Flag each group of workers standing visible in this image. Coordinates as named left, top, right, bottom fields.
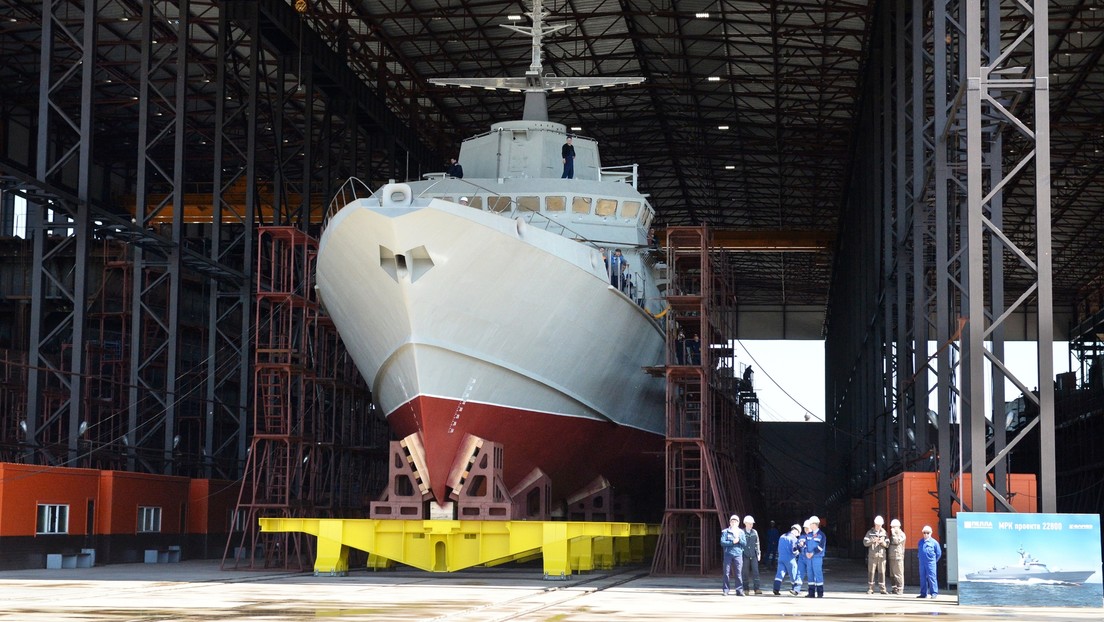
left=722, top=514, right=826, bottom=597
left=722, top=514, right=944, bottom=599
left=863, top=515, right=943, bottom=598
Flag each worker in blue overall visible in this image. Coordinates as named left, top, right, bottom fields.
left=802, top=515, right=826, bottom=597
left=720, top=514, right=747, bottom=596
left=773, top=523, right=802, bottom=595
left=795, top=520, right=811, bottom=592
left=917, top=525, right=942, bottom=598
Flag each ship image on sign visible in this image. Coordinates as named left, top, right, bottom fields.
left=965, top=547, right=1097, bottom=585
left=956, top=512, right=1102, bottom=608
left=315, top=0, right=667, bottom=518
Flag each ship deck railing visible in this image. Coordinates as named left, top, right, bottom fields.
left=323, top=176, right=654, bottom=283
left=324, top=177, right=376, bottom=226
left=598, top=164, right=639, bottom=189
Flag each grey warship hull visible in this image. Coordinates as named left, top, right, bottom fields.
left=965, top=568, right=1096, bottom=584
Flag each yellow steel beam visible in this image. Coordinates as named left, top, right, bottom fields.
left=659, top=228, right=834, bottom=252
left=126, top=178, right=327, bottom=225
left=259, top=518, right=659, bottom=579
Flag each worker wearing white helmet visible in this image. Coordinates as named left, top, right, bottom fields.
left=863, top=515, right=889, bottom=594
left=917, top=525, right=943, bottom=598
left=773, top=523, right=803, bottom=595
left=741, top=515, right=762, bottom=594
left=796, top=519, right=812, bottom=593
left=888, top=518, right=907, bottom=594
left=802, top=516, right=826, bottom=597
left=720, top=514, right=747, bottom=596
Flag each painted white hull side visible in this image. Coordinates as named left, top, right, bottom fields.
left=316, top=197, right=666, bottom=436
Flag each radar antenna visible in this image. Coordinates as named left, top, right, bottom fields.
left=428, top=0, right=644, bottom=122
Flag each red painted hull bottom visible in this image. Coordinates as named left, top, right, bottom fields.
left=387, top=396, right=665, bottom=518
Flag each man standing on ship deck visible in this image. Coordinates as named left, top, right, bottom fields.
left=561, top=136, right=576, bottom=179
left=446, top=157, right=463, bottom=178
left=609, top=249, right=625, bottom=289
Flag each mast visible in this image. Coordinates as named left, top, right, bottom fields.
left=428, top=0, right=644, bottom=122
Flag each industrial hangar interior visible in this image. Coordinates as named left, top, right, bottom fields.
left=0, top=0, right=1102, bottom=574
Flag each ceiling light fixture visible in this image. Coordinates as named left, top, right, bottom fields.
left=718, top=125, right=729, bottom=130
left=707, top=76, right=721, bottom=82
left=696, top=12, right=710, bottom=18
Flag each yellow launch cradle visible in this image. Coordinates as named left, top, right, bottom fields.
left=259, top=518, right=659, bottom=578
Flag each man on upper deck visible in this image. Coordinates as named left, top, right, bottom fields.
left=561, top=136, right=575, bottom=179
left=446, top=157, right=464, bottom=178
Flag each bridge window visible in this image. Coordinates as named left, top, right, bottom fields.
left=622, top=200, right=641, bottom=219
left=517, top=196, right=540, bottom=212
left=596, top=198, right=617, bottom=217
left=487, top=196, right=511, bottom=212
left=546, top=196, right=566, bottom=212
left=572, top=196, right=592, bottom=214
left=468, top=196, right=483, bottom=210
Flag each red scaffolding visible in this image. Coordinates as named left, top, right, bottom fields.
left=651, top=226, right=759, bottom=575
left=222, top=226, right=383, bottom=571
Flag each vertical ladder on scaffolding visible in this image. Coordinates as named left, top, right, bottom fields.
left=223, top=227, right=318, bottom=571
left=652, top=226, right=754, bottom=575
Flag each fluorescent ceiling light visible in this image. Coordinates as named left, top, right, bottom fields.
left=718, top=125, right=729, bottom=130
left=707, top=76, right=721, bottom=82
left=696, top=13, right=710, bottom=18
left=725, top=165, right=736, bottom=170
left=508, top=15, right=522, bottom=20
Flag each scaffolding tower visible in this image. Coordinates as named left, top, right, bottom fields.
left=652, top=226, right=759, bottom=575
left=222, top=226, right=384, bottom=571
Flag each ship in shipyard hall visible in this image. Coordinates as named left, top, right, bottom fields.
left=315, top=2, right=668, bottom=520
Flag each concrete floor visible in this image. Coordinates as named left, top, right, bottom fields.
left=0, top=557, right=1100, bottom=621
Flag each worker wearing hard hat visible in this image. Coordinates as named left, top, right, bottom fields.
left=720, top=514, right=747, bottom=596
left=742, top=515, right=763, bottom=594
left=917, top=525, right=943, bottom=598
left=862, top=515, right=889, bottom=594
left=795, top=520, right=812, bottom=592
left=802, top=516, right=826, bottom=597
left=888, top=518, right=907, bottom=594
left=773, top=523, right=803, bottom=596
